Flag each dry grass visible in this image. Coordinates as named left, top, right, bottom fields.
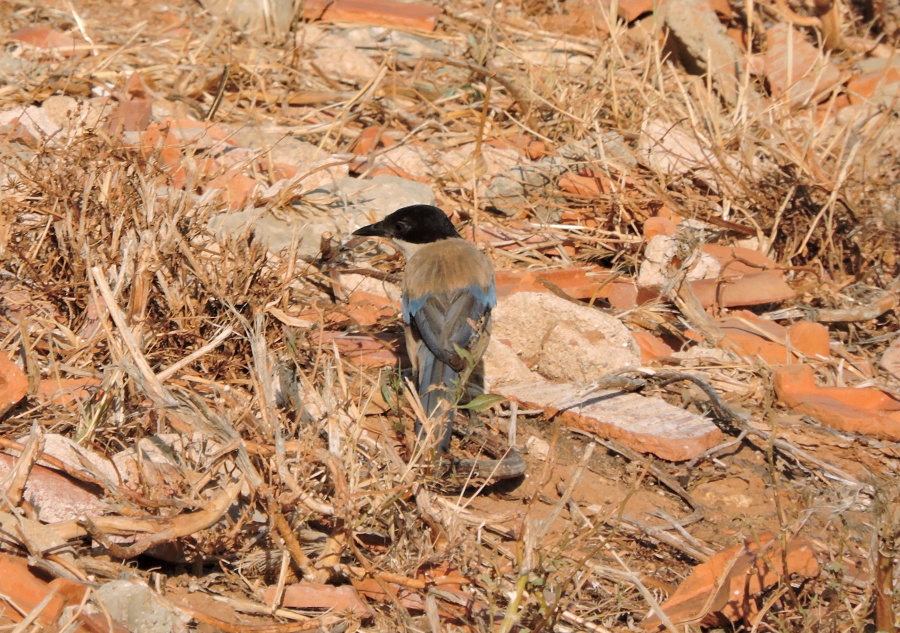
left=1, top=0, right=899, bottom=630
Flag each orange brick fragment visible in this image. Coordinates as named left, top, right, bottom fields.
left=37, top=377, right=101, bottom=410
left=774, top=365, right=900, bottom=441
left=846, top=61, right=900, bottom=104
left=0, top=352, right=27, bottom=418
left=632, top=330, right=675, bottom=362
left=207, top=171, right=258, bottom=209
left=301, top=0, right=440, bottom=30
left=787, top=321, right=830, bottom=358
left=643, top=216, right=677, bottom=239
left=559, top=172, right=603, bottom=196
left=8, top=26, right=79, bottom=53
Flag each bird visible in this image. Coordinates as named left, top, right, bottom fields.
left=353, top=204, right=496, bottom=453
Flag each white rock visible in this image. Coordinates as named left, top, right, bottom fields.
left=374, top=145, right=433, bottom=179
left=369, top=28, right=449, bottom=57
left=637, top=234, right=721, bottom=288
left=294, top=24, right=326, bottom=46
left=663, top=0, right=743, bottom=102
left=525, top=435, right=551, bottom=460
left=490, top=292, right=640, bottom=384
left=639, top=118, right=742, bottom=190
left=198, top=0, right=293, bottom=34
left=314, top=44, right=380, bottom=85
left=373, top=143, right=524, bottom=182
left=0, top=105, right=60, bottom=140
left=670, top=346, right=739, bottom=363
left=37, top=433, right=118, bottom=480
left=40, top=95, right=80, bottom=129
left=230, top=125, right=322, bottom=163
left=483, top=336, right=544, bottom=390
left=516, top=48, right=592, bottom=72
left=214, top=146, right=257, bottom=167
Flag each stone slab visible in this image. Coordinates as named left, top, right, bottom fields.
left=497, top=379, right=724, bottom=461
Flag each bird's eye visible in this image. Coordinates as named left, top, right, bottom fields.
left=394, top=221, right=409, bottom=233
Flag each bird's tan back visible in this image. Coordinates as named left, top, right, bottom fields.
left=402, top=239, right=493, bottom=299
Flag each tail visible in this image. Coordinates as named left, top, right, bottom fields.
left=416, top=346, right=458, bottom=453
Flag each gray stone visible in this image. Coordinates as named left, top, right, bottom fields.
left=485, top=175, right=527, bottom=215
left=305, top=174, right=436, bottom=229
left=363, top=27, right=450, bottom=57
left=0, top=56, right=27, bottom=77
left=558, top=142, right=592, bottom=162
left=95, top=580, right=179, bottom=633
left=209, top=208, right=339, bottom=259
left=532, top=199, right=564, bottom=224
left=555, top=134, right=636, bottom=168
left=229, top=125, right=321, bottom=166
left=209, top=175, right=434, bottom=258
left=485, top=165, right=561, bottom=219
left=597, top=131, right=638, bottom=166
left=535, top=155, right=571, bottom=175
left=663, top=0, right=743, bottom=102
left=508, top=164, right=555, bottom=187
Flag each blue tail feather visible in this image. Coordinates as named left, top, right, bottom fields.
left=416, top=346, right=458, bottom=453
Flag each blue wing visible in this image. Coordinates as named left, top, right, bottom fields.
left=403, top=282, right=495, bottom=452
left=404, top=283, right=493, bottom=367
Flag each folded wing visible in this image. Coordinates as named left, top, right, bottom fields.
left=405, top=284, right=494, bottom=452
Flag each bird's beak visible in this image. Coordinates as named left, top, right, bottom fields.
left=353, top=221, right=389, bottom=238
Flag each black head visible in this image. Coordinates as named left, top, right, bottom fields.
left=353, top=205, right=460, bottom=244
